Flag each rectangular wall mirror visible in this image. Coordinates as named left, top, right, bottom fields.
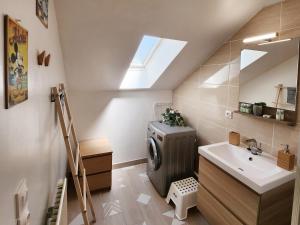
left=239, top=38, right=300, bottom=112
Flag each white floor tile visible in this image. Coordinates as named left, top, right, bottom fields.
left=162, top=209, right=175, bottom=218
left=136, top=193, right=151, bottom=205
left=171, top=218, right=185, bottom=225
left=102, top=200, right=122, bottom=217
left=69, top=214, right=83, bottom=225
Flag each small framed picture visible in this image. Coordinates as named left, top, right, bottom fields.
left=36, top=0, right=49, bottom=28
left=4, top=15, right=29, bottom=109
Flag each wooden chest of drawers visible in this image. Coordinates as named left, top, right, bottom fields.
left=79, top=138, right=113, bottom=191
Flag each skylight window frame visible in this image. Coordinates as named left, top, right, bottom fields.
left=130, top=38, right=162, bottom=69
left=120, top=35, right=188, bottom=90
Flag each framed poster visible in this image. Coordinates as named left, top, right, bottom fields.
left=36, top=0, right=48, bottom=28
left=4, top=15, right=29, bottom=109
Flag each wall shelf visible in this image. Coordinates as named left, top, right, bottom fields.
left=234, top=111, right=296, bottom=126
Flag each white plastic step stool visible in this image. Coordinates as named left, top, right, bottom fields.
left=166, top=177, right=199, bottom=220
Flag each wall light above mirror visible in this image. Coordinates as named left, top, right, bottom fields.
left=243, top=32, right=278, bottom=43
left=239, top=38, right=300, bottom=112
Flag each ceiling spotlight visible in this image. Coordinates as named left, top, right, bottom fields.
left=243, top=32, right=278, bottom=43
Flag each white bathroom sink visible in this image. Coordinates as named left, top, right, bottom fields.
left=198, top=142, right=296, bottom=194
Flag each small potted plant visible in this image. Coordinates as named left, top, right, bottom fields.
left=253, top=102, right=266, bottom=116
left=161, top=108, right=185, bottom=127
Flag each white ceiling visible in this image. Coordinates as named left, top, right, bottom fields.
left=55, top=0, right=280, bottom=91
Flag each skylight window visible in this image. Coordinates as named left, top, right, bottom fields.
left=131, top=36, right=161, bottom=67
left=240, top=49, right=268, bottom=70
left=120, top=35, right=187, bottom=90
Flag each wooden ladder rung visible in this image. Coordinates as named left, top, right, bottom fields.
left=66, top=119, right=73, bottom=137
left=83, top=169, right=87, bottom=212
left=75, top=144, right=80, bottom=176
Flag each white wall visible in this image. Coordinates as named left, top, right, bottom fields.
left=69, top=90, right=172, bottom=164
left=0, top=1, right=67, bottom=225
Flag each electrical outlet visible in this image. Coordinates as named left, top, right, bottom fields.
left=225, top=110, right=233, bottom=119
left=15, top=179, right=30, bottom=225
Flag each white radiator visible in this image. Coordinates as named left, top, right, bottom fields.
left=47, top=178, right=68, bottom=225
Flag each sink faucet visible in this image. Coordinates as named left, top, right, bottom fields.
left=245, top=139, right=263, bottom=155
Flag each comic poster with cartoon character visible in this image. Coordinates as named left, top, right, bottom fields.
left=4, top=16, right=28, bottom=109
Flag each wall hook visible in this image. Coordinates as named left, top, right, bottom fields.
left=45, top=54, right=51, bottom=67
left=37, top=51, right=45, bottom=65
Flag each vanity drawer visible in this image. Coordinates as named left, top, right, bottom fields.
left=198, top=184, right=243, bottom=225
left=82, top=154, right=112, bottom=175
left=80, top=171, right=111, bottom=191
left=199, top=156, right=260, bottom=225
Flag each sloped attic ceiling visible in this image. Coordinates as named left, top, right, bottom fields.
left=55, top=0, right=280, bottom=91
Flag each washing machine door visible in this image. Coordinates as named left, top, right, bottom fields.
left=147, top=137, right=161, bottom=171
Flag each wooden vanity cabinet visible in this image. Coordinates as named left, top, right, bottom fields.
left=198, top=184, right=243, bottom=225
left=197, top=156, right=295, bottom=225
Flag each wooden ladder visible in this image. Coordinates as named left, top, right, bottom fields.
left=52, top=83, right=96, bottom=225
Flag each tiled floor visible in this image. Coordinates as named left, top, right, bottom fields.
left=68, top=163, right=209, bottom=225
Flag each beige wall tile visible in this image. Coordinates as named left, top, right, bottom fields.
left=197, top=136, right=211, bottom=146
left=229, top=63, right=240, bottom=86
left=281, top=0, right=300, bottom=31
left=173, top=94, right=196, bottom=113
left=273, top=123, right=300, bottom=155
left=174, top=69, right=201, bottom=97
left=173, top=99, right=194, bottom=127
left=227, top=86, right=239, bottom=109
left=232, top=4, right=281, bottom=41
left=203, top=43, right=230, bottom=65
left=197, top=119, right=228, bottom=144
left=198, top=64, right=230, bottom=86
left=235, top=134, right=273, bottom=154
left=228, top=41, right=242, bottom=86
left=230, top=40, right=243, bottom=63
left=197, top=103, right=227, bottom=127
left=239, top=139, right=273, bottom=155
left=185, top=69, right=201, bottom=84
left=260, top=142, right=274, bottom=155
left=180, top=102, right=200, bottom=129
left=174, top=80, right=197, bottom=99
left=226, top=113, right=274, bottom=145
left=279, top=27, right=300, bottom=39
left=174, top=94, right=227, bottom=128
left=197, top=85, right=228, bottom=107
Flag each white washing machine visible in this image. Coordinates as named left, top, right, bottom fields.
left=146, top=121, right=196, bottom=197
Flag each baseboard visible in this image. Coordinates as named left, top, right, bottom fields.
left=112, top=158, right=147, bottom=169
